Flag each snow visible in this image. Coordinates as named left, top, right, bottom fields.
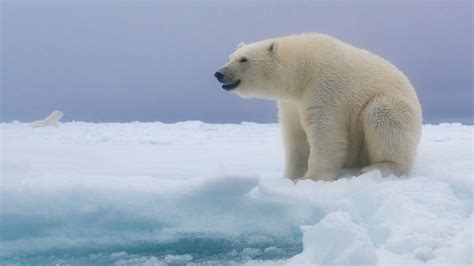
left=0, top=121, right=472, bottom=265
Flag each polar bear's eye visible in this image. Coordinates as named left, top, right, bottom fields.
left=239, top=58, right=248, bottom=63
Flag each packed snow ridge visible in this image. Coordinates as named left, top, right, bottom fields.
left=0, top=121, right=472, bottom=265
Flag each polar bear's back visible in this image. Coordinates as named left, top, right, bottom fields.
left=276, top=33, right=421, bottom=115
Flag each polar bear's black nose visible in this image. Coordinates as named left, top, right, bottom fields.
left=214, top=71, right=225, bottom=82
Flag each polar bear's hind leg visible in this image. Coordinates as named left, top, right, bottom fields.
left=360, top=95, right=421, bottom=177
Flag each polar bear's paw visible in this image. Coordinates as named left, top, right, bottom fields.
left=300, top=171, right=338, bottom=182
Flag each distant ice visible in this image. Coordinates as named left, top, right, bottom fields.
left=0, top=122, right=472, bottom=265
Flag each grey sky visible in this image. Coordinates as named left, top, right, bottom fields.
left=1, top=1, right=472, bottom=124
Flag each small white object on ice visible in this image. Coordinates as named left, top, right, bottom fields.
left=31, top=110, right=64, bottom=128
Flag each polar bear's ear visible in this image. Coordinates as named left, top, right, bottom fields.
left=237, top=42, right=246, bottom=49
left=268, top=42, right=278, bottom=54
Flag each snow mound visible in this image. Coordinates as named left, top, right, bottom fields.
left=0, top=122, right=472, bottom=265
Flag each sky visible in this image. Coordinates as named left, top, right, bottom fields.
left=1, top=0, right=472, bottom=124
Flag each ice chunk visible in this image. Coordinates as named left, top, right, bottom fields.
left=31, top=110, right=64, bottom=128
left=288, top=211, right=377, bottom=265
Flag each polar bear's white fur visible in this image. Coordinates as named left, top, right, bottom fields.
left=215, top=33, right=422, bottom=181
left=31, top=111, right=64, bottom=128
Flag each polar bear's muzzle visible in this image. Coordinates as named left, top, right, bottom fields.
left=214, top=71, right=241, bottom=91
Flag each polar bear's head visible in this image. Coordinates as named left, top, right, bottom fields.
left=215, top=40, right=294, bottom=100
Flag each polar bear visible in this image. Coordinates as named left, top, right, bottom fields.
left=31, top=111, right=64, bottom=128
left=215, top=33, right=422, bottom=181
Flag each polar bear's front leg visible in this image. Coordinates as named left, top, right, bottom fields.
left=299, top=106, right=348, bottom=181
left=278, top=101, right=310, bottom=180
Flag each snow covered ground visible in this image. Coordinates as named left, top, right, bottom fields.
left=0, top=121, right=472, bottom=265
